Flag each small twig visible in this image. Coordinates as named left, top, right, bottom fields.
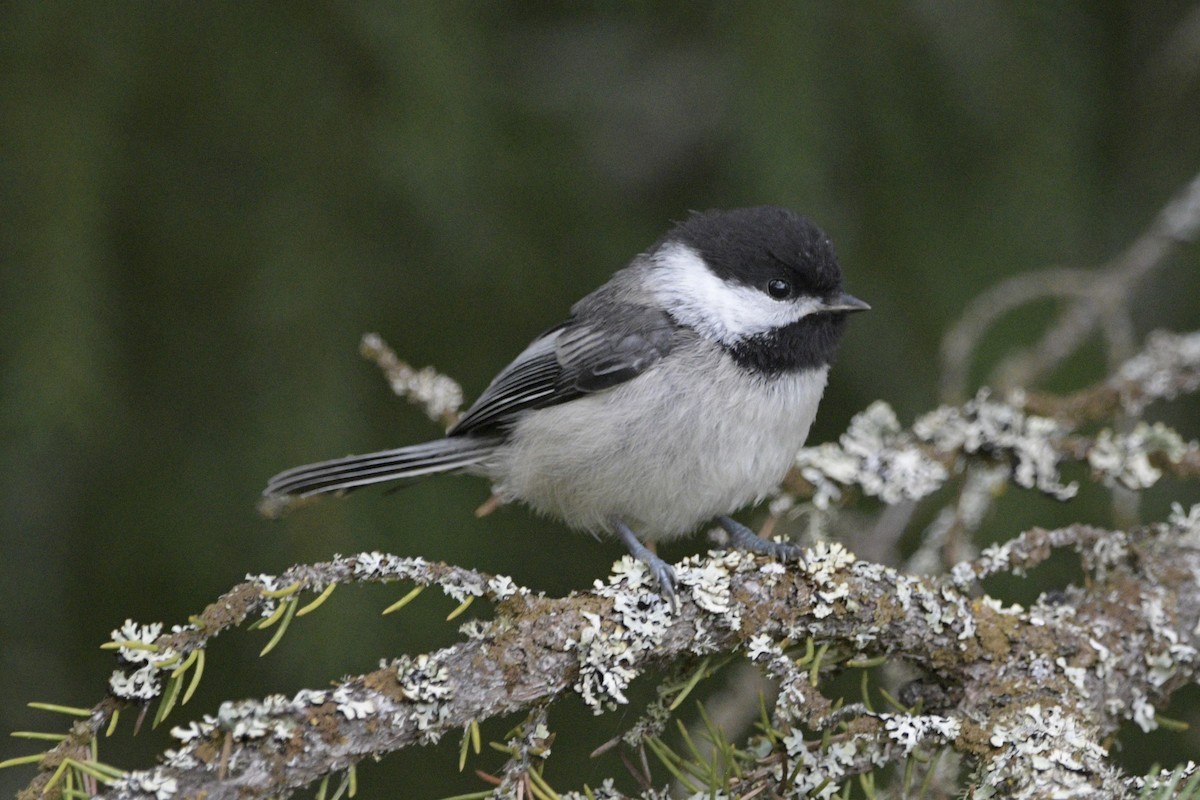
left=940, top=267, right=1095, bottom=402
left=1022, top=330, right=1200, bottom=422
left=359, top=332, right=463, bottom=429
left=993, top=170, right=1200, bottom=393
left=940, top=170, right=1200, bottom=402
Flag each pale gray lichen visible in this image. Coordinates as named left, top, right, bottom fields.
left=574, top=558, right=675, bottom=712
left=794, top=401, right=948, bottom=508
left=109, top=665, right=163, bottom=701
left=619, top=693, right=674, bottom=749
left=1169, top=501, right=1200, bottom=531
left=332, top=686, right=376, bottom=720
left=572, top=609, right=641, bottom=712
left=980, top=541, right=1016, bottom=575
left=598, top=555, right=656, bottom=593
left=915, top=389, right=1077, bottom=500
left=771, top=661, right=812, bottom=724
left=245, top=574, right=286, bottom=619
left=804, top=540, right=856, bottom=576
left=1139, top=591, right=1198, bottom=692
left=777, top=726, right=890, bottom=799
left=369, top=345, right=468, bottom=424
left=457, top=619, right=494, bottom=640
left=572, top=551, right=759, bottom=713
left=984, top=705, right=1108, bottom=791
left=395, top=652, right=454, bottom=736
left=111, top=768, right=178, bottom=800
left=1087, top=422, right=1189, bottom=490
left=293, top=688, right=329, bottom=706
left=347, top=551, right=511, bottom=604
left=1083, top=531, right=1131, bottom=580
left=170, top=717, right=217, bottom=744
left=487, top=574, right=520, bottom=600
left=110, top=620, right=164, bottom=662
left=744, top=633, right=778, bottom=662
left=161, top=748, right=199, bottom=771
left=1054, top=657, right=1089, bottom=695
left=1114, top=330, right=1200, bottom=414
left=527, top=721, right=552, bottom=758
left=359, top=331, right=465, bottom=425
left=949, top=560, right=978, bottom=587
left=107, top=619, right=182, bottom=700
left=748, top=620, right=826, bottom=724
left=880, top=712, right=961, bottom=756
left=792, top=389, right=1082, bottom=512
left=399, top=366, right=463, bottom=423
left=942, top=585, right=976, bottom=642
left=677, top=551, right=747, bottom=622
left=495, top=713, right=558, bottom=797
left=1034, top=599, right=1082, bottom=643
left=351, top=551, right=398, bottom=578
left=169, top=678, right=414, bottom=758
left=350, top=552, right=432, bottom=583
left=1029, top=655, right=1055, bottom=684
left=899, top=575, right=945, bottom=634
left=758, top=560, right=787, bottom=583
left=612, top=589, right=673, bottom=642
left=215, top=695, right=297, bottom=742
left=1130, top=695, right=1157, bottom=733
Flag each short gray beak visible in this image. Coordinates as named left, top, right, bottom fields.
left=822, top=292, right=871, bottom=313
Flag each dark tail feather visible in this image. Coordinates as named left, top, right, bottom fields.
left=262, top=438, right=498, bottom=499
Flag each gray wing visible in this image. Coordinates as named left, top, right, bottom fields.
left=448, top=305, right=679, bottom=436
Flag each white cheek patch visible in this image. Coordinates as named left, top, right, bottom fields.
left=650, top=243, right=822, bottom=344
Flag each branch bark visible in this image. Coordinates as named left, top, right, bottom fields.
left=51, top=512, right=1200, bottom=800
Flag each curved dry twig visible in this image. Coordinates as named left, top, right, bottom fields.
left=940, top=170, right=1200, bottom=402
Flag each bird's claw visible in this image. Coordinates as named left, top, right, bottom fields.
left=612, top=516, right=679, bottom=613
left=647, top=558, right=678, bottom=613
left=719, top=516, right=805, bottom=566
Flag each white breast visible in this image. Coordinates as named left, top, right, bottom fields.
left=480, top=343, right=828, bottom=540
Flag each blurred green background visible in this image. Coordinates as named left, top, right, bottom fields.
left=3, top=3, right=1199, bottom=797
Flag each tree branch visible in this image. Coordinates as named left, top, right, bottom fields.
left=76, top=509, right=1200, bottom=800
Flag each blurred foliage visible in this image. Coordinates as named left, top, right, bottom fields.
left=2, top=2, right=1198, bottom=797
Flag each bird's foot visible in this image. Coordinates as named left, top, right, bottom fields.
left=717, top=516, right=804, bottom=564
left=611, top=517, right=677, bottom=612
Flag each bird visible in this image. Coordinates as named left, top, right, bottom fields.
left=263, top=206, right=868, bottom=606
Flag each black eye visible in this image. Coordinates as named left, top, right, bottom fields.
left=767, top=279, right=792, bottom=299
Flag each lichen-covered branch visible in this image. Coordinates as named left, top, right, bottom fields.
left=784, top=329, right=1200, bottom=515
left=75, top=506, right=1200, bottom=800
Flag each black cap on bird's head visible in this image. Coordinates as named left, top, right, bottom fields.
left=670, top=205, right=846, bottom=301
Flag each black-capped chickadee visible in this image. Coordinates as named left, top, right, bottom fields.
left=264, top=206, right=868, bottom=605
